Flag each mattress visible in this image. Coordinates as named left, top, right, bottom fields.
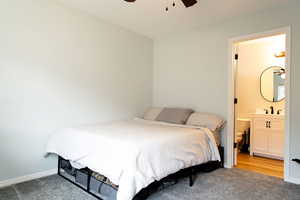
left=46, top=118, right=220, bottom=200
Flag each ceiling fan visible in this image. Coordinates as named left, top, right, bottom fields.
left=124, top=0, right=198, bottom=8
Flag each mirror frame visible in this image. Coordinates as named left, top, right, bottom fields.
left=260, top=66, right=286, bottom=103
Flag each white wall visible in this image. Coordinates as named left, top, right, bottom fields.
left=0, top=0, right=153, bottom=182
left=237, top=35, right=286, bottom=119
left=153, top=1, right=300, bottom=181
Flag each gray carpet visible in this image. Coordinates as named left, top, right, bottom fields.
left=1, top=168, right=300, bottom=200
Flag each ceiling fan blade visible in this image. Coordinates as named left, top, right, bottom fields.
left=181, top=0, right=197, bottom=7
left=124, top=0, right=136, bottom=2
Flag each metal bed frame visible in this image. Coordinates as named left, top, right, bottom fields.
left=58, top=146, right=224, bottom=200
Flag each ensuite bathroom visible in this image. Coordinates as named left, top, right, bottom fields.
left=234, top=34, right=286, bottom=178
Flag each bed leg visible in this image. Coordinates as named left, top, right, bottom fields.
left=189, top=168, right=195, bottom=187
left=189, top=175, right=194, bottom=187
left=57, top=156, right=61, bottom=175
left=87, top=169, right=92, bottom=192
left=218, top=146, right=225, bottom=168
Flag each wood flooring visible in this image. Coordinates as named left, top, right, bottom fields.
left=236, top=153, right=284, bottom=179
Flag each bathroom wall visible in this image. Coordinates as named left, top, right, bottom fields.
left=236, top=35, right=286, bottom=119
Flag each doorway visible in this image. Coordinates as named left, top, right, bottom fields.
left=227, top=27, right=291, bottom=181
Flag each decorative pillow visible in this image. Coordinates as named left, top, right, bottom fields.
left=143, top=107, right=163, bottom=121
left=186, top=112, right=225, bottom=131
left=156, top=108, right=194, bottom=125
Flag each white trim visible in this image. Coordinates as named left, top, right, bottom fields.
left=226, top=41, right=236, bottom=168
left=0, top=169, right=57, bottom=188
left=285, top=177, right=300, bottom=185
left=283, top=27, right=291, bottom=182
left=227, top=27, right=292, bottom=180
left=224, top=164, right=233, bottom=169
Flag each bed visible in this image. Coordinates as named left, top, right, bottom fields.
left=46, top=110, right=224, bottom=200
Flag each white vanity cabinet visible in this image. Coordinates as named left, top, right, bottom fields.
left=250, top=114, right=284, bottom=160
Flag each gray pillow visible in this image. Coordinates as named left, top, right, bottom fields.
left=156, top=108, right=194, bottom=124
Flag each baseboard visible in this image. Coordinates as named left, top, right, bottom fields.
left=224, top=163, right=233, bottom=169
left=285, top=176, right=300, bottom=185
left=0, top=169, right=57, bottom=188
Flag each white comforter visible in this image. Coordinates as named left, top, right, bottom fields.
left=46, top=118, right=220, bottom=200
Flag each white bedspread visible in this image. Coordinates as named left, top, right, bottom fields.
left=46, top=118, right=220, bottom=200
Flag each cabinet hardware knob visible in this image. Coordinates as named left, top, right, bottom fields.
left=266, top=121, right=271, bottom=128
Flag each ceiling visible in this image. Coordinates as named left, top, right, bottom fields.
left=56, top=0, right=294, bottom=39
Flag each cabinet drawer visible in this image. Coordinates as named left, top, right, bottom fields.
left=253, top=118, right=284, bottom=131
left=268, top=119, right=284, bottom=131
left=253, top=118, right=269, bottom=130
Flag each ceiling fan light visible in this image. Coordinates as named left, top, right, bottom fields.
left=181, top=0, right=197, bottom=7
left=123, top=0, right=198, bottom=9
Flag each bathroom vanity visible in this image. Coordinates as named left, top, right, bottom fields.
left=248, top=66, right=286, bottom=160
left=250, top=113, right=284, bottom=160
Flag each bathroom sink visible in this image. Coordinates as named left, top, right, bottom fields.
left=255, top=113, right=284, bottom=116
left=255, top=109, right=285, bottom=116
left=254, top=112, right=285, bottom=117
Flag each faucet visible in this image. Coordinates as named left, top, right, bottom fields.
left=277, top=109, right=282, bottom=115
left=270, top=106, right=274, bottom=115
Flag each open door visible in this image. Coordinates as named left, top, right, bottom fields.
left=233, top=45, right=239, bottom=166
left=229, top=29, right=290, bottom=179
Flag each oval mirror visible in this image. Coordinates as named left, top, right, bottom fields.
left=260, top=66, right=285, bottom=102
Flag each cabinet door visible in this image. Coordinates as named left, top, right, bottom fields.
left=253, top=130, right=269, bottom=153
left=269, top=131, right=284, bottom=157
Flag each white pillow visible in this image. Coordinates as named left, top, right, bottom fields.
left=186, top=112, right=225, bottom=131
left=143, top=107, right=163, bottom=121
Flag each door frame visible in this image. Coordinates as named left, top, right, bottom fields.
left=226, top=26, right=291, bottom=181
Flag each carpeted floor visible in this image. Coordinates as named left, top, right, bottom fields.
left=1, top=168, right=300, bottom=200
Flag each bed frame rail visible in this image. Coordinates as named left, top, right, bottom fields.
left=57, top=146, right=224, bottom=200
left=58, top=157, right=103, bottom=200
